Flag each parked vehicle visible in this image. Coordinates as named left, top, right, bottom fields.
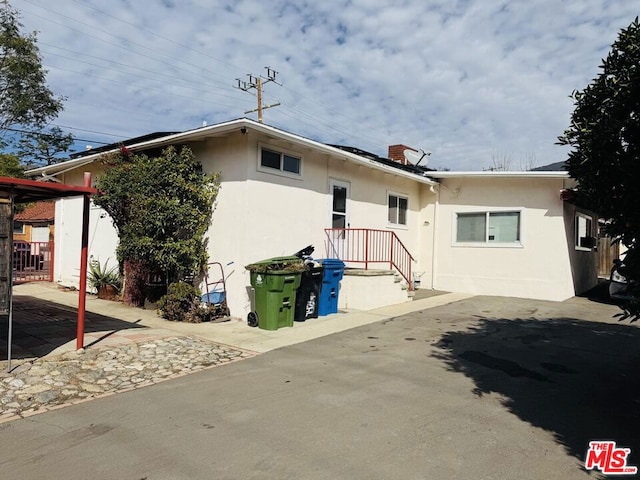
left=609, top=258, right=634, bottom=301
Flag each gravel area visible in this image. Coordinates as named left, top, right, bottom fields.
left=0, top=336, right=255, bottom=421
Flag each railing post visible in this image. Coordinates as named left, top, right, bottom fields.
left=389, top=233, right=394, bottom=271
left=365, top=229, right=369, bottom=270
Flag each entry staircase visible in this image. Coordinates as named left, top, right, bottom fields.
left=324, top=228, right=416, bottom=310
left=324, top=228, right=415, bottom=287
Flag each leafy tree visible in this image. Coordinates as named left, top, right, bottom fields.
left=0, top=152, right=24, bottom=177
left=93, top=146, right=220, bottom=307
left=558, top=17, right=640, bottom=320
left=0, top=3, right=64, bottom=132
left=17, top=126, right=73, bottom=166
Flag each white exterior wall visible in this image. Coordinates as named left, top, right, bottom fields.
left=52, top=131, right=425, bottom=318
left=193, top=131, right=423, bottom=317
left=54, top=166, right=120, bottom=290
left=432, top=177, right=577, bottom=301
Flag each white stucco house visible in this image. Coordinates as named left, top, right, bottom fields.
left=26, top=118, right=598, bottom=317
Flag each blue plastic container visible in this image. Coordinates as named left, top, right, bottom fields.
left=318, top=258, right=345, bottom=316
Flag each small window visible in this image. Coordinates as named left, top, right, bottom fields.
left=388, top=194, right=408, bottom=226
left=575, top=214, right=594, bottom=250
left=260, top=147, right=301, bottom=176
left=456, top=211, right=521, bottom=245
left=13, top=222, right=24, bottom=234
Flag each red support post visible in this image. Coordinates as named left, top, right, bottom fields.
left=76, top=173, right=91, bottom=350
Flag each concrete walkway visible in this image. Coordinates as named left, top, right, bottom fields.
left=7, top=282, right=472, bottom=356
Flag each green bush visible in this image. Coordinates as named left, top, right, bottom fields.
left=157, top=282, right=200, bottom=322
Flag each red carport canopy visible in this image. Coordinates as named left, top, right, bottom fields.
left=0, top=174, right=97, bottom=370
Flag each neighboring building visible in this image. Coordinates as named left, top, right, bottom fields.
left=13, top=201, right=55, bottom=243
left=26, top=118, right=598, bottom=316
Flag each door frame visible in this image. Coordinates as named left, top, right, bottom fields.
left=329, top=178, right=350, bottom=229
left=328, top=178, right=350, bottom=259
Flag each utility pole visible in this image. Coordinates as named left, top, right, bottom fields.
left=235, top=67, right=281, bottom=123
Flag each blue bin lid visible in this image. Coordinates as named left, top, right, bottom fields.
left=320, top=258, right=345, bottom=267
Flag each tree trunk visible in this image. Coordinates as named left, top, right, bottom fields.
left=123, top=259, right=150, bottom=307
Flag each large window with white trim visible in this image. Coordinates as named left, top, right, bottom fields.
left=456, top=211, right=521, bottom=244
left=259, top=147, right=301, bottom=176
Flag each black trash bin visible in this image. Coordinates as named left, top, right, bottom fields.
left=294, top=263, right=323, bottom=322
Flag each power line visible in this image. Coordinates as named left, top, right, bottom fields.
left=50, top=124, right=128, bottom=139
left=19, top=3, right=242, bottom=93
left=40, top=46, right=251, bottom=105
left=19, top=1, right=405, bottom=155
left=1, top=126, right=111, bottom=145
left=45, top=64, right=250, bottom=111
left=39, top=43, right=244, bottom=100
left=70, top=0, right=249, bottom=77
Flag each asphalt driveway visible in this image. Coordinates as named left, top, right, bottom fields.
left=0, top=294, right=638, bottom=479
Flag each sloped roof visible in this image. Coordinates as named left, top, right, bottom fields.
left=531, top=161, right=567, bottom=171
left=69, top=131, right=179, bottom=159
left=327, top=145, right=434, bottom=175
left=26, top=118, right=438, bottom=186
left=15, top=201, right=55, bottom=222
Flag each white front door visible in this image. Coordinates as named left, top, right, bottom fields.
left=328, top=179, right=350, bottom=258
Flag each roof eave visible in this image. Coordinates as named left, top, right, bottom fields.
left=426, top=171, right=570, bottom=179
left=26, top=119, right=438, bottom=185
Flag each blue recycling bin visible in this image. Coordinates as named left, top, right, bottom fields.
left=318, top=258, right=345, bottom=316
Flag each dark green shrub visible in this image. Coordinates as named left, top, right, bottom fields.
left=157, top=282, right=200, bottom=322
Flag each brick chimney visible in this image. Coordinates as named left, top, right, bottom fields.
left=388, top=144, right=417, bottom=165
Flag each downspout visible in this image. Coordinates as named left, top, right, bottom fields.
left=431, top=183, right=440, bottom=290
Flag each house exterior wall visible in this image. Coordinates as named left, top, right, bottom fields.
left=52, top=131, right=424, bottom=318
left=432, top=177, right=584, bottom=301
left=192, top=131, right=423, bottom=316
left=47, top=128, right=595, bottom=314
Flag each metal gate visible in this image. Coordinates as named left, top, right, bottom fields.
left=12, top=241, right=54, bottom=284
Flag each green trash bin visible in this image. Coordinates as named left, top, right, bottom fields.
left=246, top=256, right=304, bottom=330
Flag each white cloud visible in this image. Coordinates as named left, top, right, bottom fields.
left=10, top=0, right=639, bottom=169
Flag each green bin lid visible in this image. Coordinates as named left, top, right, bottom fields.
left=245, top=256, right=305, bottom=273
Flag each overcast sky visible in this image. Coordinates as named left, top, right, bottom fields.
left=11, top=0, right=638, bottom=170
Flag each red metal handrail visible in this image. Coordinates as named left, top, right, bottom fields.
left=324, top=228, right=414, bottom=289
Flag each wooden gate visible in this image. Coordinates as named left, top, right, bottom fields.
left=598, top=236, right=619, bottom=277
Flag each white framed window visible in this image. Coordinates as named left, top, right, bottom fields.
left=258, top=145, right=302, bottom=178
left=575, top=213, right=594, bottom=251
left=388, top=192, right=408, bottom=226
left=13, top=222, right=24, bottom=234
left=455, top=210, right=522, bottom=246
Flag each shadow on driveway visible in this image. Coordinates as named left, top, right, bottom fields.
left=1, top=295, right=147, bottom=360
left=433, top=314, right=640, bottom=469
